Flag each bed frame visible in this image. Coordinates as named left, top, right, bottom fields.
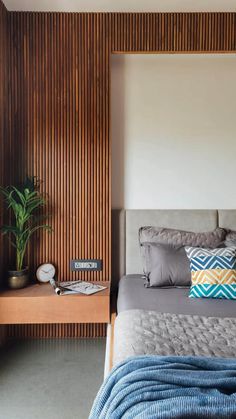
left=105, top=209, right=236, bottom=375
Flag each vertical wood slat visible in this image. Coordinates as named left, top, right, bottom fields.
left=2, top=9, right=236, bottom=338
left=111, top=12, right=236, bottom=53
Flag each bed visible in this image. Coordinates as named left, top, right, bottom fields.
left=114, top=274, right=236, bottom=365
left=112, top=209, right=236, bottom=365
left=91, top=210, right=236, bottom=418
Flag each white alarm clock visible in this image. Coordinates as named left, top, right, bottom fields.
left=36, top=263, right=56, bottom=283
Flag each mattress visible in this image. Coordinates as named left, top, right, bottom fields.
left=117, top=274, right=236, bottom=318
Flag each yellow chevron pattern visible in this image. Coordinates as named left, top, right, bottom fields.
left=192, top=269, right=236, bottom=285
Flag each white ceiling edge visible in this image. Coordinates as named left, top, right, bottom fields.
left=4, top=0, right=236, bottom=12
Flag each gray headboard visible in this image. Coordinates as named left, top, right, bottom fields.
left=112, top=209, right=236, bottom=286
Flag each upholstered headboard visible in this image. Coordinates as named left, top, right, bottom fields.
left=112, top=209, right=236, bottom=286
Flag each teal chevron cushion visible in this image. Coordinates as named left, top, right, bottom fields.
left=185, top=246, right=236, bottom=300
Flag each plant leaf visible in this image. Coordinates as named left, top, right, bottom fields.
left=1, top=225, right=19, bottom=234
left=1, top=176, right=53, bottom=266
left=29, top=224, right=53, bottom=237
left=12, top=187, right=26, bottom=205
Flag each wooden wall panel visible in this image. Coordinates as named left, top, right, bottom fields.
left=0, top=0, right=9, bottom=283
left=0, top=0, right=9, bottom=344
left=7, top=323, right=106, bottom=338
left=111, top=13, right=236, bottom=53
left=9, top=12, right=111, bottom=284
left=3, top=11, right=236, bottom=338
left=8, top=12, right=111, bottom=338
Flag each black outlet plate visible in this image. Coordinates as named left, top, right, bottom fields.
left=70, top=259, right=103, bottom=271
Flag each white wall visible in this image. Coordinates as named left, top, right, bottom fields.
left=5, top=0, right=236, bottom=12
left=111, top=54, right=236, bottom=209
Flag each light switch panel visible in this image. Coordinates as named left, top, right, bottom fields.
left=70, top=259, right=102, bottom=271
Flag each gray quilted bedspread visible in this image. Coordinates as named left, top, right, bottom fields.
left=113, top=309, right=236, bottom=366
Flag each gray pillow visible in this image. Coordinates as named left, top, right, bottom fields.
left=142, top=242, right=191, bottom=287
left=139, top=226, right=226, bottom=248
left=139, top=226, right=226, bottom=287
left=225, top=230, right=236, bottom=247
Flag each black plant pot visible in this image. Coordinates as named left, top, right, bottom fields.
left=7, top=267, right=29, bottom=289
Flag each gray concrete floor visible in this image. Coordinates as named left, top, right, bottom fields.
left=0, top=338, right=106, bottom=419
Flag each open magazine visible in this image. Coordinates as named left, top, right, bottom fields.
left=50, top=278, right=107, bottom=296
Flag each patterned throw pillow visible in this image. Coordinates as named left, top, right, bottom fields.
left=185, top=246, right=236, bottom=300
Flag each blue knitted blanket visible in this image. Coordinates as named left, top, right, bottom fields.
left=89, top=356, right=236, bottom=419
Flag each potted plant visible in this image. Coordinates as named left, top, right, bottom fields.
left=0, top=176, right=52, bottom=289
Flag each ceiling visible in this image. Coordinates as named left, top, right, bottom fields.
left=4, top=0, right=236, bottom=12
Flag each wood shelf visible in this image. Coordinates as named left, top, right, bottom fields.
left=0, top=282, right=110, bottom=325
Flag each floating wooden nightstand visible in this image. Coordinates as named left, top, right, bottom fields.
left=0, top=282, right=110, bottom=325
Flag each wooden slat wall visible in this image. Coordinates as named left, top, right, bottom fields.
left=111, top=13, right=236, bottom=53
left=0, top=0, right=9, bottom=282
left=9, top=12, right=111, bottom=284
left=4, top=11, right=236, bottom=338
left=0, top=0, right=9, bottom=344
left=8, top=323, right=106, bottom=338
left=8, top=12, right=110, bottom=338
